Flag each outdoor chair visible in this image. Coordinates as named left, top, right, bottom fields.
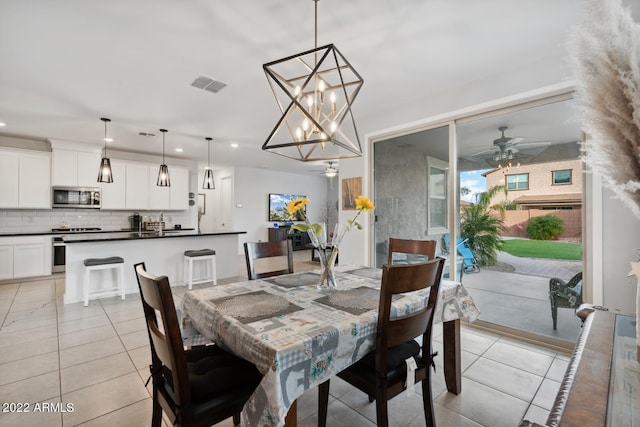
left=243, top=240, right=294, bottom=280
left=318, top=258, right=445, bottom=427
left=134, top=262, right=262, bottom=426
left=549, top=272, right=583, bottom=330
left=442, top=234, right=480, bottom=273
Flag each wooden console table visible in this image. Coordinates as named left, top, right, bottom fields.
left=522, top=309, right=638, bottom=426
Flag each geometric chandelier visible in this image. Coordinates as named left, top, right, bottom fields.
left=262, top=0, right=364, bottom=162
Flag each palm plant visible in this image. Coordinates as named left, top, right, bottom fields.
left=460, top=185, right=507, bottom=266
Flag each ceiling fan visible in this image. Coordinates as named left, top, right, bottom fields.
left=308, top=161, right=339, bottom=188
left=308, top=161, right=339, bottom=178
left=468, top=126, right=551, bottom=168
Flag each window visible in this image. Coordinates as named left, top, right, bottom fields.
left=506, top=173, right=529, bottom=190
left=552, top=169, right=572, bottom=185
left=427, top=156, right=448, bottom=234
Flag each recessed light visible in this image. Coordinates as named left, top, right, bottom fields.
left=104, top=137, right=114, bottom=142
left=230, top=143, right=239, bottom=148
left=0, top=122, right=6, bottom=127
left=175, top=148, right=183, bottom=152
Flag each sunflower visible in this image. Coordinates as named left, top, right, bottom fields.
left=287, top=197, right=309, bottom=216
left=355, top=195, right=375, bottom=212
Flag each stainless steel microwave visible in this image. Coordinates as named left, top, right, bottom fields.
left=52, top=187, right=101, bottom=208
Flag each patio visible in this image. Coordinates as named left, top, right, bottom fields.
left=461, top=251, right=583, bottom=344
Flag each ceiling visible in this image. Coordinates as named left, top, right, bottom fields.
left=0, top=1, right=637, bottom=175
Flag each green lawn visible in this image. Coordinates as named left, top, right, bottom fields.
left=501, top=239, right=582, bottom=260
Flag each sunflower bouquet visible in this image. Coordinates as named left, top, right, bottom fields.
left=287, top=195, right=374, bottom=288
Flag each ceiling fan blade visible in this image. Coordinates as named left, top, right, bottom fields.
left=470, top=147, right=498, bottom=157
left=511, top=141, right=551, bottom=149
left=507, top=136, right=525, bottom=144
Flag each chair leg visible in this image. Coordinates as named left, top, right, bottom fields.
left=233, top=412, right=241, bottom=425
left=151, top=390, right=162, bottom=427
left=84, top=268, right=90, bottom=307
left=318, top=380, right=330, bottom=427
left=374, top=381, right=389, bottom=427
left=551, top=303, right=558, bottom=330
left=119, top=264, right=125, bottom=300
left=421, top=371, right=436, bottom=427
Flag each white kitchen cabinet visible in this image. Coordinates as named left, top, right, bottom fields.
left=125, top=163, right=150, bottom=210
left=14, top=244, right=45, bottom=278
left=52, top=149, right=102, bottom=187
left=0, top=148, right=50, bottom=208
left=149, top=166, right=171, bottom=210
left=0, top=236, right=48, bottom=279
left=169, top=166, right=189, bottom=210
left=99, top=160, right=190, bottom=211
left=0, top=246, right=13, bottom=280
left=77, top=151, right=102, bottom=187
left=100, top=160, right=126, bottom=209
left=51, top=149, right=76, bottom=186
left=0, top=150, right=20, bottom=208
left=19, top=151, right=51, bottom=208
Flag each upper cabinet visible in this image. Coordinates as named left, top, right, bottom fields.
left=52, top=149, right=101, bottom=187
left=0, top=147, right=51, bottom=209
left=169, top=167, right=189, bottom=210
left=100, top=160, right=126, bottom=210
left=100, top=159, right=189, bottom=211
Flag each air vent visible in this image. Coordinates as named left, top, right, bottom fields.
left=138, top=132, right=156, bottom=137
left=191, top=76, right=227, bottom=93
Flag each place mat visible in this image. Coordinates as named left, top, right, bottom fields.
left=344, top=267, right=382, bottom=280
left=209, top=290, right=302, bottom=324
left=264, top=272, right=320, bottom=288
left=315, top=286, right=380, bottom=315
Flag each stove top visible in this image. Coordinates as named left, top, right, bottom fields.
left=51, top=227, right=102, bottom=233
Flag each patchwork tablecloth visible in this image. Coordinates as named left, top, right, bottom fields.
left=180, top=265, right=479, bottom=427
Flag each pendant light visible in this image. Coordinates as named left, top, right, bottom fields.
left=262, top=0, right=363, bottom=162
left=157, top=129, right=171, bottom=187
left=97, top=118, right=114, bottom=183
left=202, top=137, right=215, bottom=190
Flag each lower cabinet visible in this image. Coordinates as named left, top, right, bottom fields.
left=0, top=236, right=50, bottom=279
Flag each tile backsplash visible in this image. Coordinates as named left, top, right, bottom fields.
left=0, top=209, right=191, bottom=233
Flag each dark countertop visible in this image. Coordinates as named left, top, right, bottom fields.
left=0, top=228, right=196, bottom=238
left=63, top=230, right=246, bottom=243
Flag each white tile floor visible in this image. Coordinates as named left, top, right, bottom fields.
left=0, top=250, right=571, bottom=427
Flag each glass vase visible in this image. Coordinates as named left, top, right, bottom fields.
left=317, top=245, right=339, bottom=290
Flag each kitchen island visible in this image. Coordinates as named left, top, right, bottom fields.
left=63, top=230, right=246, bottom=304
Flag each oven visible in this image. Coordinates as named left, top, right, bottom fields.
left=52, top=237, right=66, bottom=273
left=51, top=227, right=102, bottom=273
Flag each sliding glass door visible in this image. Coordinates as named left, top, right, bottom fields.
left=372, top=95, right=584, bottom=344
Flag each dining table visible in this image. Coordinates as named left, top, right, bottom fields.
left=179, top=265, right=480, bottom=427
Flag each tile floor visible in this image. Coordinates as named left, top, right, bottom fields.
left=0, top=250, right=571, bottom=427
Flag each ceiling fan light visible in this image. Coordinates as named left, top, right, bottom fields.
left=325, top=170, right=337, bottom=178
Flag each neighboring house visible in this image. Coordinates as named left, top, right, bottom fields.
left=482, top=159, right=583, bottom=239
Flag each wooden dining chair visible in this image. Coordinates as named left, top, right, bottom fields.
left=318, top=258, right=445, bottom=427
left=134, top=262, right=262, bottom=427
left=387, top=237, right=437, bottom=265
left=243, top=240, right=294, bottom=280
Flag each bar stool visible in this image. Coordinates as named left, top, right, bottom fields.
left=183, top=249, right=217, bottom=290
left=83, top=256, right=125, bottom=307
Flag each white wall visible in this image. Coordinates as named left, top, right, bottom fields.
left=601, top=187, right=640, bottom=314
left=198, top=165, right=329, bottom=254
